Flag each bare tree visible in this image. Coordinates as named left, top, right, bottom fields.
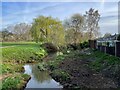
left=1, top=23, right=32, bottom=42
left=64, top=14, right=84, bottom=44
left=13, top=23, right=32, bottom=41
left=1, top=29, right=14, bottom=41
left=84, top=8, right=100, bottom=40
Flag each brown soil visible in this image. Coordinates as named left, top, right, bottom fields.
left=54, top=54, right=117, bottom=88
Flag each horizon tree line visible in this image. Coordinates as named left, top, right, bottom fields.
left=1, top=8, right=101, bottom=46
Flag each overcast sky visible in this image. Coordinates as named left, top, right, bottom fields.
left=1, top=0, right=119, bottom=35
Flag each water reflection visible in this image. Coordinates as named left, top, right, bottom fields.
left=31, top=65, right=51, bottom=83
left=24, top=64, right=63, bottom=88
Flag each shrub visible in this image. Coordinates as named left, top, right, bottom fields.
left=37, top=62, right=46, bottom=71
left=80, top=41, right=89, bottom=49
left=67, top=43, right=78, bottom=50
left=52, top=70, right=70, bottom=81
left=41, top=43, right=58, bottom=53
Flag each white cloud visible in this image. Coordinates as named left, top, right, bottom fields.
left=1, top=1, right=119, bottom=35
left=101, top=7, right=118, bottom=17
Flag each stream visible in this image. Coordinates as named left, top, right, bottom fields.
left=24, top=53, right=63, bottom=89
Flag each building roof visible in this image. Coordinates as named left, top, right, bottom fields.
left=97, top=34, right=119, bottom=41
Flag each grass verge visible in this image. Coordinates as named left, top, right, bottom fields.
left=2, top=73, right=31, bottom=90
left=2, top=43, right=47, bottom=63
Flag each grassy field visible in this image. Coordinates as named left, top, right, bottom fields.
left=1, top=42, right=47, bottom=90
left=1, top=42, right=47, bottom=63
left=0, top=42, right=41, bottom=47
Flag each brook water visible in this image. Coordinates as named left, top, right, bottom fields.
left=24, top=53, right=63, bottom=89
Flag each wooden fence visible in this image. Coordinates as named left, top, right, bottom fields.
left=89, top=40, right=120, bottom=57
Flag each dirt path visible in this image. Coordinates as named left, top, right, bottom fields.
left=0, top=46, right=16, bottom=48
left=58, top=58, right=117, bottom=88
left=52, top=50, right=117, bottom=88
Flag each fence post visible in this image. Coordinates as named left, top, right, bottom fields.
left=116, top=41, right=120, bottom=57
left=105, top=46, right=106, bottom=54
left=115, top=41, right=117, bottom=57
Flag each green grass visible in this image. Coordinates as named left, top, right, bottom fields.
left=89, top=50, right=120, bottom=71
left=47, top=53, right=67, bottom=71
left=2, top=73, right=31, bottom=90
left=1, top=42, right=40, bottom=47
left=1, top=42, right=47, bottom=75
left=1, top=42, right=48, bottom=89
left=45, top=51, right=71, bottom=82
left=2, top=42, right=47, bottom=63
left=1, top=63, right=24, bottom=74
left=52, top=69, right=70, bottom=81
